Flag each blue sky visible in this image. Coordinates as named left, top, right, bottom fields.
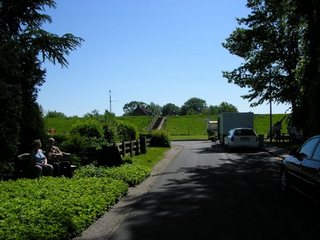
left=38, top=0, right=290, bottom=116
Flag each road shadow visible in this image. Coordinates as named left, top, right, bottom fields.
left=194, top=143, right=261, bottom=154
left=109, top=149, right=320, bottom=240
left=193, top=143, right=226, bottom=154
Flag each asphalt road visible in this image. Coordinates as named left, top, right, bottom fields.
left=106, top=141, right=320, bottom=240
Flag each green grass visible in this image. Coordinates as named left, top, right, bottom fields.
left=165, top=114, right=288, bottom=140
left=44, top=116, right=153, bottom=135
left=254, top=114, right=287, bottom=136
left=116, top=116, right=153, bottom=133
left=44, top=117, right=82, bottom=134
left=130, top=147, right=169, bottom=169
left=44, top=114, right=289, bottom=140
left=163, top=115, right=216, bottom=140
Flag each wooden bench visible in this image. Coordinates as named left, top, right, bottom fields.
left=14, top=153, right=36, bottom=178
left=15, top=153, right=76, bottom=179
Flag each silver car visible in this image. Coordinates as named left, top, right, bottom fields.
left=224, top=128, right=259, bottom=150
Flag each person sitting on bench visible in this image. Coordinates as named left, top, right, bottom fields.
left=46, top=138, right=73, bottom=178
left=31, top=139, right=53, bottom=177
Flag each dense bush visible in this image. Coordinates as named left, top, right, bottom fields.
left=60, top=135, right=105, bottom=166
left=0, top=177, right=128, bottom=240
left=65, top=120, right=106, bottom=165
left=150, top=130, right=171, bottom=147
left=46, top=133, right=69, bottom=145
left=70, top=120, right=104, bottom=139
left=102, top=123, right=117, bottom=143
left=117, top=121, right=139, bottom=141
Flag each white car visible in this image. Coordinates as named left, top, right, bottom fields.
left=224, top=128, right=259, bottom=150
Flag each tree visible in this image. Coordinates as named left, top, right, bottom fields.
left=293, top=0, right=320, bottom=136
left=180, top=97, right=207, bottom=115
left=217, top=102, right=238, bottom=114
left=0, top=0, right=83, bottom=178
left=46, top=110, right=67, bottom=118
left=223, top=0, right=320, bottom=136
left=207, top=105, right=219, bottom=115
left=223, top=0, right=304, bottom=118
left=122, top=101, right=147, bottom=116
left=162, top=103, right=180, bottom=116
left=83, top=109, right=101, bottom=119
left=147, top=102, right=162, bottom=115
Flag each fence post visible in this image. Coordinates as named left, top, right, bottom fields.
left=140, top=136, right=147, bottom=154
left=121, top=141, right=126, bottom=157
left=135, top=139, right=140, bottom=155
left=129, top=140, right=133, bottom=157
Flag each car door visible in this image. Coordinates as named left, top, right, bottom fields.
left=286, top=137, right=319, bottom=190
left=300, top=138, right=320, bottom=200
left=293, top=137, right=320, bottom=194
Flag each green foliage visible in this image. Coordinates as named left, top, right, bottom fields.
left=44, top=117, right=82, bottom=134
left=130, top=147, right=168, bottom=168
left=150, top=130, right=171, bottom=147
left=164, top=115, right=215, bottom=140
left=70, top=120, right=104, bottom=139
left=0, top=146, right=169, bottom=240
left=45, top=113, right=289, bottom=142
left=18, top=102, right=47, bottom=153
left=116, top=116, right=152, bottom=133
left=46, top=133, right=69, bottom=145
left=217, top=102, right=238, bottom=113
left=45, top=111, right=67, bottom=118
left=222, top=0, right=320, bottom=135
left=60, top=135, right=104, bottom=166
left=74, top=164, right=150, bottom=187
left=102, top=123, right=117, bottom=143
left=122, top=101, right=147, bottom=116
left=223, top=0, right=304, bottom=107
left=0, top=177, right=128, bottom=240
left=161, top=103, right=180, bottom=116
left=51, top=116, right=141, bottom=165
left=0, top=0, right=82, bottom=177
left=147, top=102, right=162, bottom=115
left=97, top=112, right=118, bottom=143
left=66, top=120, right=105, bottom=164
left=180, top=97, right=207, bottom=115
left=117, top=121, right=139, bottom=141
left=164, top=114, right=288, bottom=140
left=254, top=114, right=288, bottom=136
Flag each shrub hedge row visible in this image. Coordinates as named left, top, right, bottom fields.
left=0, top=146, right=169, bottom=240
left=0, top=177, right=128, bottom=240
left=74, top=164, right=150, bottom=187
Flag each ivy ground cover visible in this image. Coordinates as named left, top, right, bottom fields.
left=0, top=177, right=127, bottom=240
left=0, top=147, right=168, bottom=240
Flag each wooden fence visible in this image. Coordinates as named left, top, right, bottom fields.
left=115, top=136, right=151, bottom=158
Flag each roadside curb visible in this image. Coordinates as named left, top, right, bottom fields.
left=263, top=146, right=289, bottom=160
left=74, top=145, right=183, bottom=240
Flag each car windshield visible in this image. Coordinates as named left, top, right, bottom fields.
left=234, top=129, right=256, bottom=136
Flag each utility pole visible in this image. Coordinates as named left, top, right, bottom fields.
left=269, top=80, right=273, bottom=143
left=109, top=90, right=112, bottom=113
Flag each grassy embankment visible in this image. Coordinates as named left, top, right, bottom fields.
left=164, top=114, right=287, bottom=140
left=44, top=116, right=152, bottom=134
left=44, top=114, right=288, bottom=141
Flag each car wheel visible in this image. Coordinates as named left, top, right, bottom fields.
left=280, top=170, right=289, bottom=193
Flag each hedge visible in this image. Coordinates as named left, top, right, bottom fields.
left=0, top=177, right=128, bottom=240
